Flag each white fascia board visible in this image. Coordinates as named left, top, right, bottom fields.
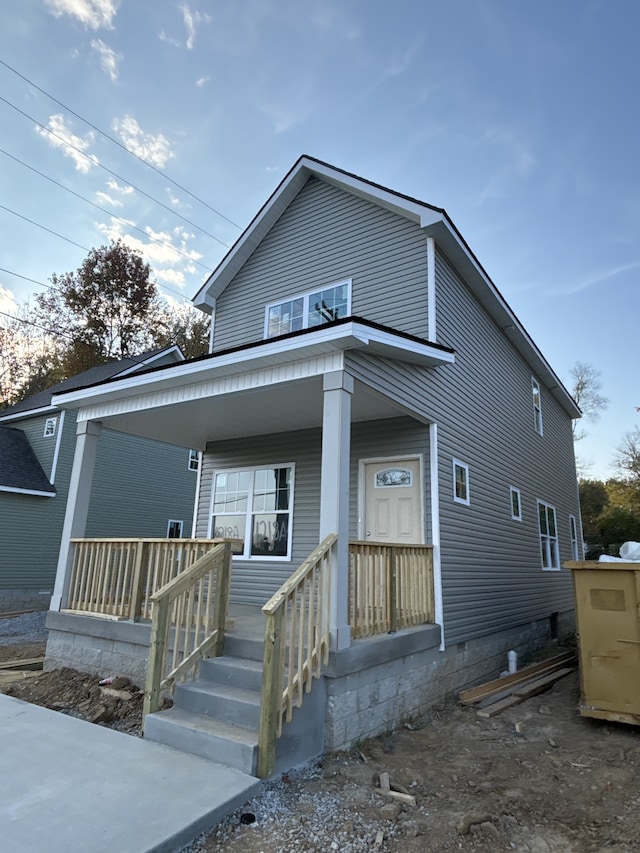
left=114, top=345, right=185, bottom=378
left=52, top=322, right=453, bottom=410
left=0, top=485, right=56, bottom=497
left=0, top=404, right=58, bottom=423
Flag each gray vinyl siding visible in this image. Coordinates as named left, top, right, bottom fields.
left=212, top=176, right=429, bottom=351
left=197, top=418, right=431, bottom=606
left=0, top=412, right=196, bottom=594
left=14, top=413, right=60, bottom=478
left=86, top=433, right=196, bottom=538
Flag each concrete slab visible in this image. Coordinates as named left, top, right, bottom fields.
left=0, top=694, right=261, bottom=853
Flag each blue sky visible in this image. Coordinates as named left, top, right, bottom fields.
left=0, top=0, right=638, bottom=479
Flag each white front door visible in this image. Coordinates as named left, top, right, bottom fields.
left=363, top=458, right=423, bottom=544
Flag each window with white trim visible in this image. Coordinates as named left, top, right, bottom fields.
left=265, top=280, right=351, bottom=339
left=167, top=519, right=183, bottom=539
left=510, top=486, right=522, bottom=521
left=211, top=465, right=294, bottom=559
left=453, top=459, right=470, bottom=505
left=569, top=514, right=580, bottom=560
left=538, top=500, right=559, bottom=570
left=532, top=377, right=543, bottom=435
left=43, top=417, right=57, bottom=437
left=188, top=449, right=199, bottom=471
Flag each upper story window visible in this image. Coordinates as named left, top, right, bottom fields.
left=510, top=486, right=522, bottom=521
left=43, top=417, right=57, bottom=437
left=265, top=280, right=351, bottom=339
left=453, top=459, right=470, bottom=505
left=532, top=377, right=543, bottom=435
left=211, top=465, right=294, bottom=560
left=188, top=449, right=199, bottom=472
left=569, top=514, right=580, bottom=560
left=538, top=500, right=559, bottom=570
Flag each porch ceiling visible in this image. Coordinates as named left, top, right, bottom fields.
left=73, top=376, right=407, bottom=448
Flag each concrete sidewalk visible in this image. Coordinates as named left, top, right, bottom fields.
left=0, top=693, right=261, bottom=853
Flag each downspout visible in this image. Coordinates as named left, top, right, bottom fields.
left=427, top=236, right=436, bottom=342
left=429, top=422, right=445, bottom=650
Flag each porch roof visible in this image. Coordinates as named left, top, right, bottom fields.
left=51, top=318, right=454, bottom=449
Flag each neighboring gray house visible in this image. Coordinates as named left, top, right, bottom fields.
left=0, top=347, right=199, bottom=612
left=44, top=157, right=582, bottom=772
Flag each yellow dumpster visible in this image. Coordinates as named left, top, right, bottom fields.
left=567, top=560, right=640, bottom=725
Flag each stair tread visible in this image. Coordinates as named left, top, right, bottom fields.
left=204, top=656, right=263, bottom=672
left=178, top=680, right=261, bottom=705
left=150, top=706, right=259, bottom=745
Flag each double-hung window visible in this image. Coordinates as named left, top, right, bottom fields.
left=453, top=459, right=470, bottom=505
left=538, top=500, right=559, bottom=570
left=265, top=280, right=351, bottom=339
left=211, top=465, right=294, bottom=559
left=510, top=486, right=522, bottom=521
left=569, top=514, right=580, bottom=560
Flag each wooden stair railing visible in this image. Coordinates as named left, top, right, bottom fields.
left=257, top=533, right=336, bottom=779
left=142, top=540, right=234, bottom=722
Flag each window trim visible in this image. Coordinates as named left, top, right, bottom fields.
left=452, top=459, right=470, bottom=506
left=166, top=519, right=184, bottom=539
left=208, top=463, right=295, bottom=561
left=43, top=417, right=57, bottom=438
left=188, top=449, right=199, bottom=472
left=532, top=377, right=543, bottom=435
left=537, top=499, right=560, bottom=571
left=264, top=279, right=352, bottom=339
left=510, top=486, right=522, bottom=521
left=569, top=514, right=580, bottom=561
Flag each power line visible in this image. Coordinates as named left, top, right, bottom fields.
left=0, top=58, right=242, bottom=230
left=0, top=204, right=90, bottom=252
left=0, top=147, right=213, bottom=273
left=0, top=94, right=232, bottom=248
left=0, top=307, right=75, bottom=341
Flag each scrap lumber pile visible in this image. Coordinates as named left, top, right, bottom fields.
left=459, top=651, right=575, bottom=717
left=0, top=657, right=44, bottom=686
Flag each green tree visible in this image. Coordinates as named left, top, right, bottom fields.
left=34, top=240, right=164, bottom=375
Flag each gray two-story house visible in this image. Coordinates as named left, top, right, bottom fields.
left=0, top=347, right=199, bottom=612
left=44, top=157, right=582, bottom=776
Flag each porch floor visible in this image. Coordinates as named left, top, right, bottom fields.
left=0, top=691, right=260, bottom=853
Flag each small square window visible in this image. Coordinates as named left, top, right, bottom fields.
left=453, top=459, right=470, bottom=505
left=510, top=487, right=522, bottom=521
left=167, top=519, right=183, bottom=539
left=43, top=417, right=57, bottom=438
left=188, top=450, right=199, bottom=472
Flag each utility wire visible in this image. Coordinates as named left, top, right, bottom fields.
left=0, top=147, right=213, bottom=273
left=0, top=58, right=242, bottom=230
left=0, top=94, right=231, bottom=248
left=0, top=307, right=75, bottom=341
left=0, top=204, right=90, bottom=252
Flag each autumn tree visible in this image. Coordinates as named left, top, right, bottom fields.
left=155, top=302, right=210, bottom=359
left=0, top=306, right=63, bottom=409
left=34, top=240, right=165, bottom=375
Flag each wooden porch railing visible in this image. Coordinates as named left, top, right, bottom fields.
left=257, top=533, right=336, bottom=779
left=142, top=540, right=233, bottom=720
left=65, top=538, right=233, bottom=620
left=348, top=541, right=434, bottom=639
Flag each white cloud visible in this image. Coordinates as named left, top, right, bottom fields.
left=45, top=0, right=118, bottom=30
left=180, top=4, right=211, bottom=50
left=195, top=76, right=209, bottom=87
left=91, top=38, right=122, bottom=81
left=112, top=115, right=174, bottom=167
left=567, top=261, right=640, bottom=295
left=106, top=178, right=134, bottom=197
left=155, top=268, right=186, bottom=287
left=0, top=285, right=18, bottom=314
left=35, top=114, right=99, bottom=173
left=95, top=191, right=122, bottom=207
left=159, top=30, right=181, bottom=47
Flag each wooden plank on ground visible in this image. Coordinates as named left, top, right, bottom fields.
left=459, top=651, right=575, bottom=705
left=477, top=667, right=574, bottom=718
left=0, top=657, right=44, bottom=671
left=0, top=609, right=35, bottom=619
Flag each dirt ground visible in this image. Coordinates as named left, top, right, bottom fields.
left=2, top=632, right=640, bottom=852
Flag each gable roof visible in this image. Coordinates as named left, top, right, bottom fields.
left=193, top=155, right=580, bottom=419
left=0, top=426, right=56, bottom=496
left=0, top=345, right=184, bottom=421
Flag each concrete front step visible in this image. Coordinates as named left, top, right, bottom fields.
left=223, top=634, right=264, bottom=662
left=175, top=680, right=261, bottom=727
left=144, top=706, right=259, bottom=776
left=200, top=656, right=264, bottom=692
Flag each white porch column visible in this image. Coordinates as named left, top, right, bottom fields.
left=50, top=420, right=102, bottom=611
left=320, top=370, right=353, bottom=651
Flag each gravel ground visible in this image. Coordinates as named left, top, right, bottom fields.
left=0, top=611, right=48, bottom=646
